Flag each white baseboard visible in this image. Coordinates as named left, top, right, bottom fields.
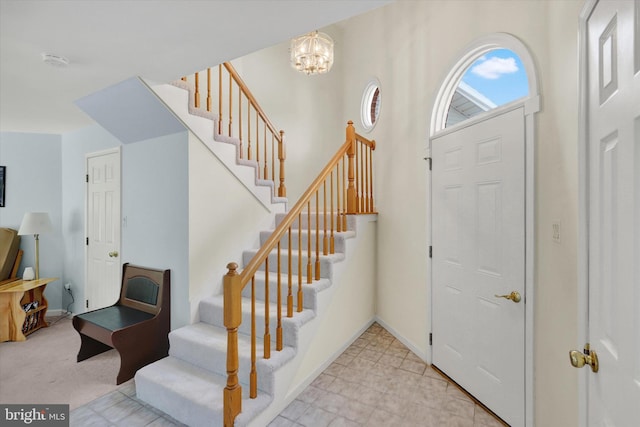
left=284, top=317, right=376, bottom=403
left=374, top=315, right=429, bottom=363
left=45, top=309, right=71, bottom=318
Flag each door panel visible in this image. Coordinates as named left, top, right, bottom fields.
left=432, top=107, right=525, bottom=426
left=86, top=150, right=121, bottom=310
left=587, top=1, right=640, bottom=425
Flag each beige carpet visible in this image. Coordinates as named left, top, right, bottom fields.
left=0, top=315, right=121, bottom=410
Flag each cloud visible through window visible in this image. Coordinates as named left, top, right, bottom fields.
left=471, top=56, right=519, bottom=79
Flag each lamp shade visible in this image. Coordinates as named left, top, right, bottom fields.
left=18, top=212, right=53, bottom=236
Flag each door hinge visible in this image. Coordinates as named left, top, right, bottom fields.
left=429, top=333, right=433, bottom=346
left=429, top=246, right=432, bottom=258
left=86, top=174, right=89, bottom=183
left=86, top=237, right=89, bottom=246
left=85, top=300, right=89, bottom=309
left=424, top=157, right=432, bottom=170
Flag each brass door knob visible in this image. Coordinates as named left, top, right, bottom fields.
left=569, top=344, right=599, bottom=373
left=494, top=291, right=521, bottom=303
left=108, top=251, right=119, bottom=258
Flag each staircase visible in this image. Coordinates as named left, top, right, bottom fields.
left=135, top=63, right=378, bottom=426
left=135, top=213, right=366, bottom=426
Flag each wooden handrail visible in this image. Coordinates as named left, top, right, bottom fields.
left=223, top=63, right=281, bottom=147
left=182, top=62, right=287, bottom=198
left=239, top=137, right=351, bottom=285
left=223, top=121, right=376, bottom=425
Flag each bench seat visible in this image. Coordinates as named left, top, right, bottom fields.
left=73, top=263, right=170, bottom=385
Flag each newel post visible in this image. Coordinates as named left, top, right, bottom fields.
left=223, top=262, right=242, bottom=426
left=346, top=121, right=357, bottom=214
left=278, top=130, right=286, bottom=197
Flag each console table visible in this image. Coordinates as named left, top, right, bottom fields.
left=0, top=277, right=58, bottom=342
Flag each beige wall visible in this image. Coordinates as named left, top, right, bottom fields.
left=231, top=26, right=347, bottom=202
left=233, top=0, right=584, bottom=424
left=339, top=1, right=582, bottom=426
left=188, top=134, right=276, bottom=322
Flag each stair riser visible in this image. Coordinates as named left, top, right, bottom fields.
left=136, top=377, right=222, bottom=427
left=169, top=334, right=276, bottom=394
left=242, top=250, right=334, bottom=279
left=241, top=274, right=319, bottom=308
left=259, top=229, right=348, bottom=254
left=199, top=300, right=304, bottom=347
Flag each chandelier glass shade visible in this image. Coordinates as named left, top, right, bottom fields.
left=290, top=31, right=334, bottom=75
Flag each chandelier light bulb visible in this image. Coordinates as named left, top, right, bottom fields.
left=290, top=31, right=334, bottom=75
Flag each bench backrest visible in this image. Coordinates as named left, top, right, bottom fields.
left=119, top=263, right=170, bottom=316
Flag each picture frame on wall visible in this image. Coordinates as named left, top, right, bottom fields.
left=0, top=166, right=5, bottom=207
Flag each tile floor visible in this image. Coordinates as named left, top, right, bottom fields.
left=70, top=323, right=506, bottom=427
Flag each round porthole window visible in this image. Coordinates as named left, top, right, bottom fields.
left=360, top=80, right=381, bottom=132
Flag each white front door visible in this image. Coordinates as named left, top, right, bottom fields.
left=86, top=149, right=121, bottom=310
left=432, top=107, right=525, bottom=426
left=584, top=1, right=640, bottom=425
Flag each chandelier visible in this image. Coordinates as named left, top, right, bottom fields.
left=290, top=31, right=334, bottom=75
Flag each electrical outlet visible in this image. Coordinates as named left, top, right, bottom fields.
left=552, top=220, right=561, bottom=243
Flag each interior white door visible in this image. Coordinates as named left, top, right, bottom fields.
left=432, top=107, right=525, bottom=426
left=585, top=1, right=640, bottom=425
left=86, top=149, right=121, bottom=310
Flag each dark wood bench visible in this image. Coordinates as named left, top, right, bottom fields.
left=72, top=263, right=170, bottom=384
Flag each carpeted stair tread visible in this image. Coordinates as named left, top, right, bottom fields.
left=136, top=356, right=272, bottom=427
left=242, top=248, right=344, bottom=278
left=199, top=293, right=317, bottom=344
left=169, top=322, right=296, bottom=395
left=241, top=271, right=331, bottom=307
left=258, top=228, right=355, bottom=253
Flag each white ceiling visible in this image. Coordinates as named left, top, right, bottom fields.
left=0, top=0, right=390, bottom=135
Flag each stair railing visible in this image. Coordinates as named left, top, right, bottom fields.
left=222, top=121, right=376, bottom=426
left=181, top=63, right=287, bottom=197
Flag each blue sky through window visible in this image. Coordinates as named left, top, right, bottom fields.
left=461, top=48, right=528, bottom=106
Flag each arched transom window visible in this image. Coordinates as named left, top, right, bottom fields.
left=445, top=48, right=529, bottom=128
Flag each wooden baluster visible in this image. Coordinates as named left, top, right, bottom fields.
left=255, top=113, right=259, bottom=165
left=264, top=123, right=269, bottom=180
left=206, top=68, right=212, bottom=112
left=247, top=106, right=251, bottom=160
left=342, top=156, right=348, bottom=230
left=223, top=263, right=242, bottom=425
left=194, top=72, right=200, bottom=109
left=355, top=138, right=360, bottom=213
left=336, top=161, right=342, bottom=233
left=239, top=92, right=242, bottom=156
left=277, top=241, right=282, bottom=351
left=360, top=141, right=365, bottom=213
left=271, top=134, right=275, bottom=183
left=278, top=130, right=286, bottom=197
left=365, top=143, right=370, bottom=212
left=370, top=141, right=376, bottom=212
left=298, top=212, right=303, bottom=312
left=264, top=257, right=270, bottom=359
left=228, top=73, right=233, bottom=137
left=315, top=190, right=321, bottom=280
left=346, top=121, right=356, bottom=214
left=307, top=201, right=312, bottom=284
left=330, top=170, right=335, bottom=254
left=250, top=276, right=257, bottom=398
left=287, top=226, right=293, bottom=318
left=323, top=180, right=328, bottom=256
left=218, top=65, right=222, bottom=135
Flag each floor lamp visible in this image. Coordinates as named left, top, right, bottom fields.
left=18, top=212, right=52, bottom=280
